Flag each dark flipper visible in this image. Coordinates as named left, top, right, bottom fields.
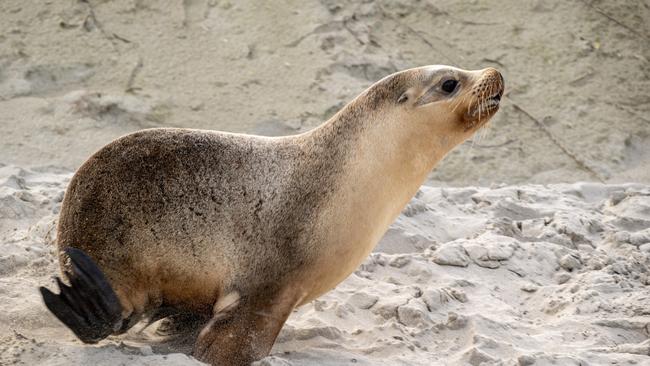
left=39, top=247, right=123, bottom=343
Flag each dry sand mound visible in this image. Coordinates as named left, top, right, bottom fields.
left=1, top=166, right=648, bottom=365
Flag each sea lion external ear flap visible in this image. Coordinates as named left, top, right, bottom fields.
left=397, top=88, right=419, bottom=104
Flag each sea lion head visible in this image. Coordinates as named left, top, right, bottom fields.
left=381, top=65, right=504, bottom=136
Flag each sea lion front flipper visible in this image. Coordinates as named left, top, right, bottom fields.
left=193, top=288, right=300, bottom=366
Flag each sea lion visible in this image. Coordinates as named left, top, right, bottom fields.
left=39, top=65, right=504, bottom=365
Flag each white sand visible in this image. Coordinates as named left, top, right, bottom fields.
left=1, top=0, right=649, bottom=365
left=1, top=167, right=649, bottom=365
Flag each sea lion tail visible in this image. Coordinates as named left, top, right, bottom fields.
left=39, top=247, right=123, bottom=344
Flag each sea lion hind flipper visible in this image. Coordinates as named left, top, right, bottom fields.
left=66, top=247, right=122, bottom=317
left=39, top=247, right=123, bottom=344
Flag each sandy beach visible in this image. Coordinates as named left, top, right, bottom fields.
left=1, top=0, right=648, bottom=365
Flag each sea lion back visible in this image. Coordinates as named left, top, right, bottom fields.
left=56, top=128, right=297, bottom=311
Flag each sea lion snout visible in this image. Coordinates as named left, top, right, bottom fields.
left=461, top=67, right=505, bottom=129
left=475, top=67, right=504, bottom=100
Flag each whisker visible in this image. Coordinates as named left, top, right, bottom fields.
left=460, top=92, right=470, bottom=114
left=451, top=94, right=461, bottom=113
left=479, top=121, right=490, bottom=143
left=451, top=90, right=468, bottom=113
left=477, top=80, right=499, bottom=141
left=468, top=125, right=478, bottom=155
left=483, top=122, right=492, bottom=140
left=468, top=95, right=476, bottom=124
left=478, top=84, right=487, bottom=123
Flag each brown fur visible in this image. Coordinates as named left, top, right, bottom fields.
left=54, top=65, right=503, bottom=365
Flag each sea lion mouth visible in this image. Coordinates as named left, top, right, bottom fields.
left=464, top=92, right=501, bottom=129
left=477, top=92, right=501, bottom=110
left=481, top=90, right=502, bottom=113
left=463, top=71, right=504, bottom=130
left=486, top=91, right=502, bottom=107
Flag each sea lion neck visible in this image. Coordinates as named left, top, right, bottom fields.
left=299, top=92, right=449, bottom=204
left=294, top=94, right=455, bottom=303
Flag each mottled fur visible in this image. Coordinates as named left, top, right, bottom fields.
left=53, top=65, right=504, bottom=365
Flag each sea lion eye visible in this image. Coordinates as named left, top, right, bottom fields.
left=441, top=79, right=458, bottom=94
